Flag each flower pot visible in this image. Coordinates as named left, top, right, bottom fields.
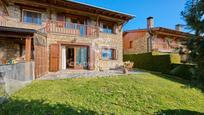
left=123, top=68, right=129, bottom=74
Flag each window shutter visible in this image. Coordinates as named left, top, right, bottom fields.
left=49, top=44, right=60, bottom=72
left=113, top=49, right=117, bottom=60
left=99, top=49, right=102, bottom=60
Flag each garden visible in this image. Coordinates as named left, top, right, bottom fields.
left=0, top=73, right=204, bottom=114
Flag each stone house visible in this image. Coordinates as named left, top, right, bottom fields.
left=123, top=17, right=191, bottom=55
left=0, top=0, right=134, bottom=81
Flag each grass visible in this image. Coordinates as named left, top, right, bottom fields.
left=0, top=86, right=5, bottom=96
left=0, top=73, right=204, bottom=114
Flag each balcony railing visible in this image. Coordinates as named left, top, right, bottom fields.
left=45, top=21, right=99, bottom=38
left=0, top=15, right=103, bottom=38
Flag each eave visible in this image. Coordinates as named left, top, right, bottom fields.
left=11, top=0, right=135, bottom=23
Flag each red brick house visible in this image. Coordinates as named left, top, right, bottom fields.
left=0, top=0, right=134, bottom=81
left=123, top=17, right=191, bottom=55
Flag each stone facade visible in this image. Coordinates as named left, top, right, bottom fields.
left=123, top=31, right=148, bottom=54
left=0, top=38, right=25, bottom=64
left=123, top=29, right=189, bottom=55
left=47, top=32, right=123, bottom=71
left=0, top=0, right=128, bottom=73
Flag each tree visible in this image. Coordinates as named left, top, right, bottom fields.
left=181, top=0, right=204, bottom=36
left=181, top=0, right=204, bottom=85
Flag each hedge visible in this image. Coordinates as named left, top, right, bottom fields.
left=123, top=53, right=171, bottom=73
left=124, top=53, right=196, bottom=81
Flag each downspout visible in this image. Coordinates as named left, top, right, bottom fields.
left=147, top=27, right=153, bottom=52
left=147, top=17, right=154, bottom=52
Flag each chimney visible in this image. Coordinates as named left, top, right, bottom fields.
left=176, top=24, right=182, bottom=31
left=147, top=17, right=154, bottom=29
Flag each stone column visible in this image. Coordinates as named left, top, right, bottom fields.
left=89, top=47, right=94, bottom=70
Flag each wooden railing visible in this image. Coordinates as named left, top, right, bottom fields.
left=0, top=15, right=100, bottom=38
left=45, top=21, right=99, bottom=38
left=152, top=38, right=179, bottom=52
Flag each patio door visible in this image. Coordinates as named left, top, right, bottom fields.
left=76, top=47, right=88, bottom=69
left=66, top=46, right=88, bottom=69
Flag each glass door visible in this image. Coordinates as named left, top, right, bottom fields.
left=76, top=47, right=88, bottom=69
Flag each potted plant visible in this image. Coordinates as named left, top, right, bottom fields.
left=123, top=61, right=134, bottom=74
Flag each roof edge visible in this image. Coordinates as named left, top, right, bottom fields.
left=65, top=0, right=135, bottom=19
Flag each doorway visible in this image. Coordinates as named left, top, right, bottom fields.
left=66, top=47, right=74, bottom=69
left=62, top=45, right=89, bottom=70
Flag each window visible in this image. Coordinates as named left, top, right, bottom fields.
left=100, top=21, right=114, bottom=34
left=102, top=24, right=113, bottom=33
left=101, top=48, right=116, bottom=60
left=23, top=10, right=42, bottom=25
left=129, top=41, right=133, bottom=48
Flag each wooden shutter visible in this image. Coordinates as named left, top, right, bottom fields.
left=49, top=44, right=60, bottom=72
left=99, top=49, right=102, bottom=60
left=113, top=49, right=117, bottom=60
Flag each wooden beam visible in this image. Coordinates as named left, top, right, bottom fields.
left=0, top=34, right=32, bottom=38
left=155, top=31, right=189, bottom=39
left=13, top=0, right=127, bottom=23
left=25, top=37, right=32, bottom=62
left=13, top=0, right=49, bottom=8
left=48, top=4, right=125, bottom=22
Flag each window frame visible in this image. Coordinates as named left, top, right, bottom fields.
left=129, top=41, right=133, bottom=49
left=100, top=20, right=115, bottom=34
left=22, top=9, right=42, bottom=25
left=101, top=48, right=117, bottom=61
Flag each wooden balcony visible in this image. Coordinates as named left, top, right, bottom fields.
left=0, top=15, right=114, bottom=39
left=45, top=21, right=99, bottom=38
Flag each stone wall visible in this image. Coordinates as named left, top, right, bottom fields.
left=47, top=32, right=123, bottom=71
left=0, top=39, right=25, bottom=64
left=1, top=3, right=124, bottom=71
left=0, top=62, right=34, bottom=81
left=123, top=31, right=149, bottom=54
left=97, top=33, right=123, bottom=70
left=0, top=62, right=34, bottom=95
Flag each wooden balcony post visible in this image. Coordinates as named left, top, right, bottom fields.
left=25, top=37, right=32, bottom=62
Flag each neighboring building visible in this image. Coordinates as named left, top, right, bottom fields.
left=123, top=17, right=191, bottom=55
left=0, top=0, right=134, bottom=80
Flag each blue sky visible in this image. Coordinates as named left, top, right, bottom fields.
left=75, top=0, right=187, bottom=31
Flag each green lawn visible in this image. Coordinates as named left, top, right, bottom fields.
left=0, top=73, right=204, bottom=115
